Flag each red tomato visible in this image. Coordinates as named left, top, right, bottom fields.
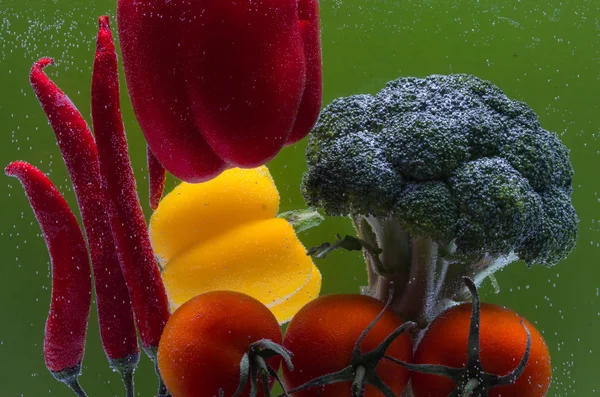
left=411, top=302, right=551, bottom=397
left=282, top=294, right=413, bottom=396
left=158, top=291, right=283, bottom=397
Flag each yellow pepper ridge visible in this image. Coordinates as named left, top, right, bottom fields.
left=149, top=166, right=321, bottom=323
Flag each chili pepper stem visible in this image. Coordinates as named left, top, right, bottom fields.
left=51, top=366, right=88, bottom=397
left=110, top=353, right=140, bottom=397
left=121, top=369, right=134, bottom=397
left=144, top=346, right=171, bottom=397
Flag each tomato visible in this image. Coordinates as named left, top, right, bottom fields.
left=158, top=291, right=287, bottom=397
left=408, top=279, right=551, bottom=397
left=282, top=294, right=413, bottom=396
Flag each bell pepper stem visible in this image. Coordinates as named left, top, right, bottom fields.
left=278, top=208, right=324, bottom=233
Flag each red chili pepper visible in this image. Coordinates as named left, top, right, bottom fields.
left=92, top=16, right=171, bottom=393
left=29, top=58, right=140, bottom=393
left=117, top=0, right=323, bottom=183
left=5, top=161, right=91, bottom=397
left=147, top=145, right=166, bottom=211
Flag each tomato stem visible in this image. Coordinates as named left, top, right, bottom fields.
left=283, top=286, right=415, bottom=397
left=389, top=277, right=533, bottom=396
left=233, top=339, right=293, bottom=397
left=461, top=379, right=480, bottom=397
left=351, top=365, right=367, bottom=397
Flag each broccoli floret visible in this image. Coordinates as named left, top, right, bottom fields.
left=449, top=157, right=543, bottom=256
left=396, top=181, right=458, bottom=244
left=302, top=74, right=578, bottom=323
left=303, top=131, right=403, bottom=217
left=383, top=114, right=470, bottom=180
left=518, top=186, right=579, bottom=266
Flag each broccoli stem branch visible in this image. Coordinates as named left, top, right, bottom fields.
left=394, top=238, right=441, bottom=326
left=353, top=216, right=445, bottom=325
left=351, top=215, right=518, bottom=325
left=454, top=253, right=518, bottom=301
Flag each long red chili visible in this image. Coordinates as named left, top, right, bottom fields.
left=29, top=58, right=140, bottom=393
left=147, top=144, right=166, bottom=210
left=92, top=16, right=171, bottom=392
left=5, top=161, right=91, bottom=397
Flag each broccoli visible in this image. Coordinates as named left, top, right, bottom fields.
left=302, top=74, right=578, bottom=324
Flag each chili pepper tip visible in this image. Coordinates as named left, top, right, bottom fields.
left=32, top=57, right=54, bottom=71
left=99, top=15, right=110, bottom=29
left=5, top=160, right=24, bottom=176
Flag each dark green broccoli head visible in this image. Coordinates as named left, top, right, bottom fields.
left=303, top=131, right=403, bottom=217
left=302, top=74, right=578, bottom=266
left=518, top=186, right=579, bottom=266
left=449, top=157, right=543, bottom=257
left=395, top=181, right=458, bottom=243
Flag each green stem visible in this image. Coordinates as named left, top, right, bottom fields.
left=144, top=346, right=171, bottom=397
left=462, top=378, right=480, bottom=396
left=365, top=216, right=412, bottom=279
left=352, top=216, right=454, bottom=324
left=350, top=216, right=518, bottom=326
left=110, top=353, right=139, bottom=397
left=394, top=238, right=440, bottom=326
left=453, top=253, right=518, bottom=301
left=278, top=208, right=324, bottom=233
left=351, top=216, right=380, bottom=291
left=122, top=369, right=134, bottom=397
left=65, top=377, right=88, bottom=397
left=351, top=365, right=367, bottom=397
left=52, top=366, right=88, bottom=397
left=403, top=385, right=415, bottom=397
left=155, top=360, right=169, bottom=397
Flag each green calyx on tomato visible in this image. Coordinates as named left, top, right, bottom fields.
left=232, top=339, right=294, bottom=397
left=284, top=285, right=415, bottom=397
left=391, top=277, right=532, bottom=397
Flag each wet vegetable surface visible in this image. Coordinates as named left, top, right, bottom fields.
left=1, top=1, right=599, bottom=396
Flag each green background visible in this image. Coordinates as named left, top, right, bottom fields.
left=1, top=0, right=598, bottom=395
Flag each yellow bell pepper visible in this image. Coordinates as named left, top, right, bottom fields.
left=149, top=166, right=321, bottom=323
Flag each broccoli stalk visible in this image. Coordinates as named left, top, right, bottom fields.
left=350, top=215, right=519, bottom=325
left=303, top=74, right=578, bottom=325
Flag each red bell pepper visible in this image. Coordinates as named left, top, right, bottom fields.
left=117, top=0, right=322, bottom=183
